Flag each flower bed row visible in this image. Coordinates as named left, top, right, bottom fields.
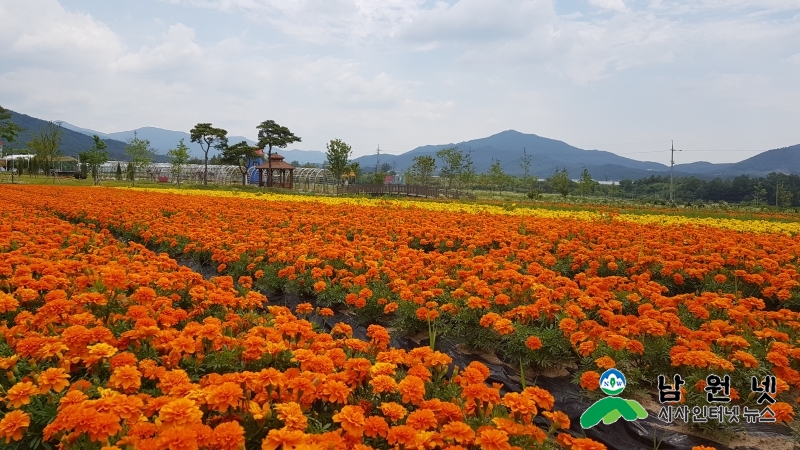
left=4, top=185, right=799, bottom=438
left=0, top=201, right=585, bottom=449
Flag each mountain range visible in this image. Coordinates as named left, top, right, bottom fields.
left=4, top=109, right=799, bottom=180
left=353, top=130, right=800, bottom=180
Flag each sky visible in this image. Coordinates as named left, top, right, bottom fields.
left=1, top=0, right=799, bottom=163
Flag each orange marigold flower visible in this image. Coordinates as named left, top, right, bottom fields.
left=370, top=375, right=398, bottom=395
left=383, top=302, right=399, bottom=314
left=363, top=416, right=389, bottom=439
left=501, top=392, right=537, bottom=418
left=492, top=318, right=515, bottom=335
left=213, top=421, right=245, bottom=450
left=771, top=402, right=795, bottom=423
left=333, top=405, right=366, bottom=438
left=87, top=342, right=118, bottom=359
left=379, top=402, right=407, bottom=422
left=577, top=340, right=596, bottom=357
left=110, top=352, right=139, bottom=370
left=559, top=318, right=579, bottom=334
left=206, top=382, right=244, bottom=412
left=625, top=339, right=645, bottom=355
left=474, top=428, right=512, bottom=450
left=691, top=446, right=717, bottom=450
left=108, top=365, right=142, bottom=393
left=542, top=411, right=570, bottom=429
left=580, top=371, right=601, bottom=391
left=397, top=375, right=426, bottom=405
left=525, top=336, right=542, bottom=351
left=0, top=410, right=30, bottom=443
left=405, top=408, right=438, bottom=431
left=523, top=386, right=555, bottom=411
left=594, top=356, right=616, bottom=370
left=571, top=437, right=607, bottom=450
left=58, top=390, right=88, bottom=410
left=440, top=421, right=475, bottom=444
left=386, top=425, right=417, bottom=447
left=274, top=402, right=307, bottom=431
left=260, top=429, right=305, bottom=450
left=6, top=381, right=38, bottom=408
left=295, top=302, right=313, bottom=315
left=38, top=367, right=70, bottom=393
left=320, top=307, right=334, bottom=317
left=158, top=398, right=204, bottom=427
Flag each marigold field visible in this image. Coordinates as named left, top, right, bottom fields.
left=0, top=184, right=798, bottom=450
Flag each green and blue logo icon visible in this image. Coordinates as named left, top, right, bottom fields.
left=580, top=369, right=649, bottom=428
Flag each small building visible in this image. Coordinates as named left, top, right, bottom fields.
left=254, top=152, right=295, bottom=188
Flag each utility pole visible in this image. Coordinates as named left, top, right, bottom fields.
left=670, top=140, right=682, bottom=203
left=375, top=144, right=380, bottom=174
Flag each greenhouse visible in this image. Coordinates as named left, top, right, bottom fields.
left=98, top=161, right=243, bottom=185
left=292, top=167, right=336, bottom=193
left=95, top=161, right=335, bottom=190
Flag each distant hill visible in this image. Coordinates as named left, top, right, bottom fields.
left=60, top=122, right=328, bottom=164
left=6, top=112, right=131, bottom=160
left=354, top=130, right=675, bottom=180
left=717, top=144, right=800, bottom=177
left=354, top=130, right=800, bottom=180
left=277, top=149, right=327, bottom=165
left=60, top=123, right=256, bottom=161
left=10, top=111, right=800, bottom=179
left=671, top=161, right=734, bottom=175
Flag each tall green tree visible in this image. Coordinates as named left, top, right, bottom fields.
left=550, top=168, right=570, bottom=198
left=222, top=140, right=259, bottom=185
left=77, top=152, right=88, bottom=179
left=519, top=147, right=538, bottom=198
left=578, top=168, right=595, bottom=197
left=125, top=132, right=156, bottom=187
left=487, top=159, right=509, bottom=194
left=325, top=139, right=353, bottom=184
left=436, top=147, right=463, bottom=190
left=0, top=105, right=23, bottom=149
left=190, top=123, right=228, bottom=185
left=85, top=135, right=110, bottom=185
left=256, top=120, right=301, bottom=187
left=115, top=162, right=123, bottom=181
left=167, top=139, right=192, bottom=188
left=409, top=155, right=436, bottom=186
left=458, top=150, right=476, bottom=191
left=28, top=121, right=63, bottom=181
left=1, top=105, right=25, bottom=182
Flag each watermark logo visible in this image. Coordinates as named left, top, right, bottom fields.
left=580, top=369, right=648, bottom=428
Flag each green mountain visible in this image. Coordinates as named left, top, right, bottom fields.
left=3, top=111, right=165, bottom=162
left=353, top=130, right=800, bottom=180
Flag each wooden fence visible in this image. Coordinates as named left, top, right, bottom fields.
left=337, top=184, right=475, bottom=200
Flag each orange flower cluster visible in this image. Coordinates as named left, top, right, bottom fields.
left=4, top=185, right=800, bottom=440
left=0, top=191, right=593, bottom=449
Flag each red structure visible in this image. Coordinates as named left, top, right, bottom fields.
left=255, top=152, right=295, bottom=188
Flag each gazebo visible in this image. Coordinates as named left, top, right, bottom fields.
left=255, top=153, right=295, bottom=188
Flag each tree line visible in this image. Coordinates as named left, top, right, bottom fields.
left=4, top=105, right=799, bottom=205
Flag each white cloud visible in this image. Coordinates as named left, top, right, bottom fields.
left=0, top=0, right=123, bottom=67
left=112, top=24, right=203, bottom=75
left=784, top=53, right=800, bottom=64
left=2, top=0, right=799, bottom=161
left=588, top=0, right=628, bottom=12
left=162, top=0, right=425, bottom=43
